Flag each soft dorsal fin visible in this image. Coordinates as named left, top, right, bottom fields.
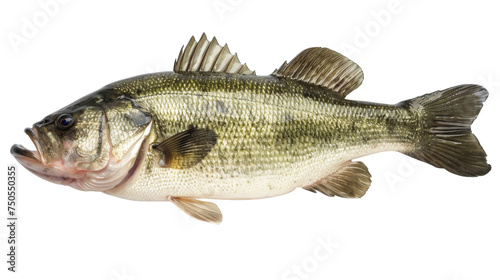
left=272, top=47, right=364, bottom=97
left=174, top=33, right=256, bottom=75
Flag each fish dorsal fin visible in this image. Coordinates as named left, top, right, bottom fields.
left=173, top=33, right=256, bottom=75
left=272, top=47, right=364, bottom=97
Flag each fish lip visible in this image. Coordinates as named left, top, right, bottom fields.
left=19, top=127, right=46, bottom=165
left=10, top=145, right=78, bottom=185
left=10, top=144, right=40, bottom=162
left=10, top=127, right=43, bottom=163
left=11, top=131, right=83, bottom=185
left=11, top=127, right=50, bottom=171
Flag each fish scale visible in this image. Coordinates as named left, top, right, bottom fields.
left=11, top=34, right=490, bottom=223
left=103, top=72, right=416, bottom=201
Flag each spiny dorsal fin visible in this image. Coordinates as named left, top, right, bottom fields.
left=272, top=47, right=364, bottom=98
left=303, top=161, right=371, bottom=198
left=174, top=33, right=256, bottom=75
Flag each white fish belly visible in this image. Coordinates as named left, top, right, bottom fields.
left=105, top=140, right=409, bottom=201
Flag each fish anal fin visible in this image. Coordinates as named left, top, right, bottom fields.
left=303, top=161, right=371, bottom=198
left=169, top=196, right=222, bottom=224
left=153, top=127, right=217, bottom=169
left=272, top=47, right=363, bottom=98
left=174, top=33, right=256, bottom=75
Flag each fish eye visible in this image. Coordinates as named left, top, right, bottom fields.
left=56, top=114, right=74, bottom=130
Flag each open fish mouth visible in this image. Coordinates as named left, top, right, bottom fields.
left=10, top=144, right=41, bottom=162
left=11, top=128, right=45, bottom=164
left=10, top=128, right=85, bottom=185
left=11, top=122, right=153, bottom=191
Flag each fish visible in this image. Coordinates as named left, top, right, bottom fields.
left=11, top=33, right=491, bottom=224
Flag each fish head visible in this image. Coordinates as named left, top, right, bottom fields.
left=11, top=91, right=153, bottom=192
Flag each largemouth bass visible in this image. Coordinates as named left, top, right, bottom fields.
left=11, top=34, right=490, bottom=223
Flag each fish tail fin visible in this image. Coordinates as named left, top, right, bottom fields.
left=399, top=84, right=491, bottom=177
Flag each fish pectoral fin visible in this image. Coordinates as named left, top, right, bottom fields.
left=173, top=33, right=256, bottom=75
left=303, top=161, right=371, bottom=198
left=169, top=196, right=223, bottom=224
left=272, top=47, right=363, bottom=98
left=153, top=127, right=217, bottom=169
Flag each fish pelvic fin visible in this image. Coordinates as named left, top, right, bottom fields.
left=399, top=84, right=491, bottom=177
left=168, top=196, right=222, bottom=224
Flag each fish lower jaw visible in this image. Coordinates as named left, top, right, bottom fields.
left=11, top=144, right=85, bottom=185
left=13, top=148, right=145, bottom=193
left=17, top=161, right=86, bottom=187
left=26, top=167, right=79, bottom=186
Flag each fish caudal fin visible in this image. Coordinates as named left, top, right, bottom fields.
left=400, top=84, right=491, bottom=177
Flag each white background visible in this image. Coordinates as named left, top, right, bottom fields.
left=1, top=0, right=499, bottom=279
